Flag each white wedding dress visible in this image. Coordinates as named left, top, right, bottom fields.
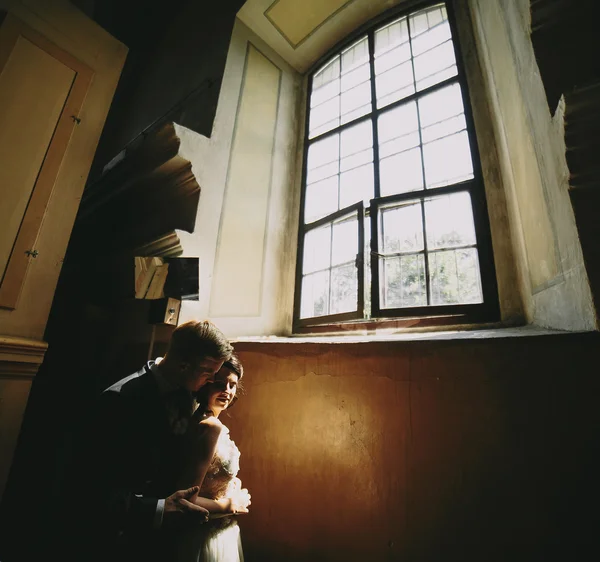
left=177, top=422, right=244, bottom=562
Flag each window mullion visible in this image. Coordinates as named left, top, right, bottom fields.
left=367, top=31, right=381, bottom=318
left=407, top=14, right=432, bottom=306
left=328, top=223, right=334, bottom=316
left=367, top=31, right=381, bottom=200
left=369, top=200, right=381, bottom=317
left=357, top=204, right=366, bottom=317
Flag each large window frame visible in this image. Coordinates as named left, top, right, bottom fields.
left=293, top=0, right=499, bottom=330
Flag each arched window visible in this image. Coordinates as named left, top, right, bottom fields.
left=294, top=1, right=499, bottom=329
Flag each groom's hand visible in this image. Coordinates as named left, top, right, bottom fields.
left=163, top=486, right=210, bottom=526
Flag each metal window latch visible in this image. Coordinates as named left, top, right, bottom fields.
left=25, top=249, right=39, bottom=258
left=71, top=115, right=81, bottom=124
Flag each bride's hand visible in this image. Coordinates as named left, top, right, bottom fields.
left=215, top=487, right=251, bottom=516
left=231, top=487, right=251, bottom=513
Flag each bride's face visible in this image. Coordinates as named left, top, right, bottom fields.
left=207, top=368, right=239, bottom=417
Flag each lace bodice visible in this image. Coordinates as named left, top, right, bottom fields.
left=199, top=420, right=241, bottom=501
left=176, top=418, right=244, bottom=562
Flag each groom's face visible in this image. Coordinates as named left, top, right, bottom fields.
left=179, top=356, right=224, bottom=392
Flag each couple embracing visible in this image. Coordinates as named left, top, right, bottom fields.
left=83, top=320, right=250, bottom=562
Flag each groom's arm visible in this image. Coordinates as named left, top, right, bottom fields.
left=89, top=391, right=159, bottom=534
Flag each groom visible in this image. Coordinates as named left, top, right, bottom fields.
left=81, top=320, right=234, bottom=562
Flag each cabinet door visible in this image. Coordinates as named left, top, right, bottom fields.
left=0, top=13, right=92, bottom=309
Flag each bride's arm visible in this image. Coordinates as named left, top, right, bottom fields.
left=195, top=477, right=251, bottom=518
left=177, top=417, right=250, bottom=518
left=177, top=417, right=222, bottom=491
left=194, top=496, right=249, bottom=519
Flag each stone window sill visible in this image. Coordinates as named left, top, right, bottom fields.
left=231, top=324, right=591, bottom=345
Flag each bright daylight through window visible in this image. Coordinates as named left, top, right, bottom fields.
left=295, top=1, right=498, bottom=328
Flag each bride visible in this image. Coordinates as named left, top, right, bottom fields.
left=176, top=354, right=251, bottom=562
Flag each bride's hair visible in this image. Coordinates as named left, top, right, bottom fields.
left=196, top=353, right=244, bottom=415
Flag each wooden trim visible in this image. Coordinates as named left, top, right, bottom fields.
left=69, top=122, right=200, bottom=260
left=4, top=13, right=92, bottom=76
left=0, top=335, right=47, bottom=379
left=264, top=0, right=356, bottom=50
left=0, top=14, right=94, bottom=309
left=134, top=231, right=184, bottom=258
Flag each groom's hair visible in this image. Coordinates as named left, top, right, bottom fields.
left=167, top=320, right=233, bottom=363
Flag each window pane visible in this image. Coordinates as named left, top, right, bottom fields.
left=409, top=4, right=457, bottom=91
left=341, top=82, right=371, bottom=124
left=310, top=57, right=341, bottom=138
left=305, top=176, right=338, bottom=223
left=381, top=202, right=424, bottom=254
left=313, top=55, right=340, bottom=89
left=340, top=37, right=371, bottom=124
left=303, top=225, right=331, bottom=274
left=413, top=42, right=457, bottom=91
left=379, top=146, right=423, bottom=195
left=301, top=270, right=330, bottom=318
left=375, top=17, right=414, bottom=108
left=330, top=264, right=358, bottom=314
left=340, top=163, right=374, bottom=208
left=381, top=254, right=426, bottom=308
left=340, top=120, right=373, bottom=168
left=375, top=16, right=410, bottom=59
left=341, top=61, right=370, bottom=91
left=418, top=82, right=466, bottom=144
left=410, top=5, right=452, bottom=56
left=429, top=248, right=483, bottom=305
left=375, top=63, right=415, bottom=109
left=342, top=37, right=369, bottom=74
left=311, top=74, right=339, bottom=107
left=309, top=99, right=340, bottom=139
left=307, top=134, right=339, bottom=184
left=425, top=192, right=476, bottom=250
left=423, top=130, right=473, bottom=187
left=377, top=101, right=420, bottom=159
left=332, top=217, right=358, bottom=266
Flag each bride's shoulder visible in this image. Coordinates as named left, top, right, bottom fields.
left=198, top=414, right=226, bottom=432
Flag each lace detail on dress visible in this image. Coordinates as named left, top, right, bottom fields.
left=199, top=422, right=241, bottom=501
left=176, top=417, right=244, bottom=562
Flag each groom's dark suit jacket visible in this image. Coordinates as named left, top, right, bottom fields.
left=82, top=363, right=187, bottom=562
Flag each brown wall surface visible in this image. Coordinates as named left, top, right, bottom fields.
left=229, top=334, right=600, bottom=561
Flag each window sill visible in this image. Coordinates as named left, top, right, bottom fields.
left=231, top=323, right=592, bottom=344
left=293, top=311, right=500, bottom=335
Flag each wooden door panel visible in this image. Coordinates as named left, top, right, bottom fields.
left=0, top=14, right=92, bottom=309
left=0, top=35, right=75, bottom=280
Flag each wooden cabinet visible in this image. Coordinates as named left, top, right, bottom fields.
left=0, top=0, right=127, bottom=501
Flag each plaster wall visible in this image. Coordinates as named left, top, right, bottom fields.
left=177, top=19, right=302, bottom=337
left=468, top=0, right=596, bottom=330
